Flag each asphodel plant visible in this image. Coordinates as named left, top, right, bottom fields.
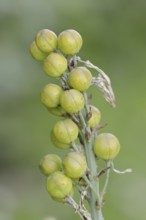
left=30, top=29, right=131, bottom=220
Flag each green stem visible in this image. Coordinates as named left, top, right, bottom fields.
left=79, top=111, right=87, bottom=128
left=83, top=92, right=90, bottom=113
left=71, top=141, right=80, bottom=152
left=85, top=137, right=104, bottom=220
left=78, top=111, right=104, bottom=220
left=83, top=175, right=98, bottom=198
left=100, top=160, right=111, bottom=200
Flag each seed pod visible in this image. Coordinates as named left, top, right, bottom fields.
left=35, top=29, right=57, bottom=53
left=47, top=106, right=66, bottom=116
left=88, top=105, right=101, bottom=128
left=30, top=41, right=47, bottom=61
left=52, top=118, right=78, bottom=144
left=94, top=133, right=120, bottom=160
left=58, top=29, right=83, bottom=55
left=46, top=171, right=73, bottom=200
left=68, top=67, right=92, bottom=91
left=63, top=152, right=87, bottom=179
left=43, top=52, right=67, bottom=77
left=60, top=89, right=85, bottom=114
left=51, top=131, right=71, bottom=149
left=51, top=186, right=74, bottom=202
left=40, top=84, right=63, bottom=108
left=39, top=154, right=62, bottom=176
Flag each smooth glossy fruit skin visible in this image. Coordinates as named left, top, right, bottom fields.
left=39, top=154, right=62, bottom=176
left=52, top=118, right=78, bottom=144
left=51, top=131, right=71, bottom=149
left=35, top=29, right=57, bottom=53
left=94, top=133, right=120, bottom=160
left=58, top=29, right=83, bottom=55
left=47, top=106, right=66, bottom=116
left=88, top=105, right=101, bottom=128
left=63, top=152, right=87, bottom=179
left=40, top=84, right=63, bottom=108
left=60, top=89, right=85, bottom=114
left=68, top=67, right=92, bottom=91
left=46, top=171, right=73, bottom=200
left=30, top=41, right=47, bottom=61
left=43, top=52, right=67, bottom=77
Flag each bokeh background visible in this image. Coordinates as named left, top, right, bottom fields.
left=0, top=0, right=146, bottom=219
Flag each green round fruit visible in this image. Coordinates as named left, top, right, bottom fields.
left=88, top=105, right=101, bottom=128
left=39, top=154, right=62, bottom=176
left=43, top=52, right=67, bottom=77
left=40, top=83, right=63, bottom=108
left=30, top=41, right=47, bottom=61
left=51, top=187, right=74, bottom=202
left=58, top=29, right=83, bottom=55
left=63, top=152, right=87, bottom=179
left=46, top=171, right=73, bottom=200
left=52, top=118, right=78, bottom=144
left=51, top=131, right=71, bottom=149
left=47, top=106, right=66, bottom=116
left=94, top=133, right=120, bottom=160
left=68, top=67, right=92, bottom=91
left=35, top=29, right=57, bottom=53
left=60, top=89, right=85, bottom=114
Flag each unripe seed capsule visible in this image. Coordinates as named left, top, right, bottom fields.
left=58, top=29, right=83, bottom=55
left=46, top=172, right=73, bottom=200
left=35, top=29, right=57, bottom=53
left=39, top=154, right=62, bottom=176
left=52, top=118, right=78, bottom=144
left=51, top=187, right=74, bottom=202
left=63, top=152, right=87, bottom=179
left=94, top=133, right=120, bottom=160
left=60, top=89, right=85, bottom=114
left=51, top=131, right=71, bottom=149
left=47, top=106, right=66, bottom=116
left=43, top=52, right=67, bottom=77
left=88, top=105, right=101, bottom=128
left=30, top=41, right=47, bottom=61
left=68, top=67, right=92, bottom=91
left=40, top=84, right=63, bottom=108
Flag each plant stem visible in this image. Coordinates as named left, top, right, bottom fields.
left=83, top=91, right=90, bottom=113
left=100, top=160, right=111, bottom=200
left=65, top=196, right=92, bottom=220
left=71, top=141, right=80, bottom=152
left=85, top=137, right=104, bottom=220
left=79, top=111, right=104, bottom=220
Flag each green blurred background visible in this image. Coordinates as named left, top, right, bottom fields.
left=0, top=0, right=146, bottom=219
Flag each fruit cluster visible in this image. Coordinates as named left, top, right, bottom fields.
left=30, top=29, right=120, bottom=205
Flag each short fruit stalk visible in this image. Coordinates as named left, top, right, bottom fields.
left=30, top=28, right=131, bottom=220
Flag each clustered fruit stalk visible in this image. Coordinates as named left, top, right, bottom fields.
left=78, top=99, right=104, bottom=220
left=30, top=29, right=122, bottom=220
